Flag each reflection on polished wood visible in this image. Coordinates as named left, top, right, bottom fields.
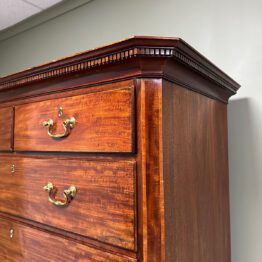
left=0, top=36, right=240, bottom=261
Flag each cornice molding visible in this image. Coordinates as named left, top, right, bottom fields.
left=172, top=49, right=237, bottom=92
left=0, top=46, right=174, bottom=90
left=0, top=37, right=240, bottom=93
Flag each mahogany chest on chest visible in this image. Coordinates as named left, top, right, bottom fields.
left=0, top=36, right=240, bottom=262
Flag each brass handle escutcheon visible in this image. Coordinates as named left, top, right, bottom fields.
left=43, top=117, right=76, bottom=139
left=43, top=182, right=77, bottom=207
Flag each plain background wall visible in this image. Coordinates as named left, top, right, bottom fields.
left=0, top=0, right=261, bottom=261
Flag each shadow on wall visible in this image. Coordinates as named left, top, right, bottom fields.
left=228, top=98, right=262, bottom=262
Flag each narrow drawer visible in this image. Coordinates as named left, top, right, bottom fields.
left=14, top=84, right=135, bottom=153
left=0, top=107, right=13, bottom=151
left=0, top=156, right=136, bottom=251
left=0, top=217, right=136, bottom=262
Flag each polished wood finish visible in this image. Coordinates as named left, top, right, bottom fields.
left=0, top=37, right=240, bottom=105
left=0, top=156, right=136, bottom=250
left=0, top=37, right=240, bottom=261
left=135, top=79, right=165, bottom=262
left=0, top=36, right=240, bottom=102
left=0, top=107, right=13, bottom=151
left=14, top=84, right=134, bottom=153
left=162, top=80, right=231, bottom=262
left=0, top=217, right=136, bottom=262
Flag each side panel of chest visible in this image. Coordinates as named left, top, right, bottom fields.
left=162, top=80, right=230, bottom=262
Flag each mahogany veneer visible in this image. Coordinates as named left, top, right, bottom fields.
left=0, top=217, right=135, bottom=262
left=0, top=107, right=13, bottom=151
left=0, top=36, right=240, bottom=262
left=14, top=83, right=135, bottom=153
left=0, top=156, right=136, bottom=250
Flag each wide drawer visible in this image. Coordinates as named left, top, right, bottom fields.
left=0, top=217, right=136, bottom=262
left=14, top=84, right=135, bottom=152
left=0, top=107, right=13, bottom=151
left=0, top=156, right=136, bottom=251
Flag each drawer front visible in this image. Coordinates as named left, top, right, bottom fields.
left=0, top=107, right=13, bottom=151
left=0, top=156, right=136, bottom=250
left=0, top=217, right=136, bottom=262
left=14, top=85, right=135, bottom=152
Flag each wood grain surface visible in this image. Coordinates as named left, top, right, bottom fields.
left=0, top=36, right=240, bottom=100
left=135, top=79, right=165, bottom=262
left=0, top=107, right=13, bottom=151
left=0, top=36, right=240, bottom=262
left=0, top=156, right=136, bottom=250
left=0, top=217, right=136, bottom=262
left=162, top=80, right=231, bottom=262
left=14, top=86, right=134, bottom=153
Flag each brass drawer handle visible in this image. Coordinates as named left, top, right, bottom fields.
left=43, top=182, right=77, bottom=207
left=43, top=117, right=76, bottom=139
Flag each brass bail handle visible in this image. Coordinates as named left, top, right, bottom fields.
left=43, top=107, right=76, bottom=139
left=43, top=182, right=77, bottom=207
left=43, top=117, right=76, bottom=139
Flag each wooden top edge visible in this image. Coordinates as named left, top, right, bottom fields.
left=0, top=36, right=240, bottom=92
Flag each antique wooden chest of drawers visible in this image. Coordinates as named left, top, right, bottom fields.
left=0, top=36, right=240, bottom=262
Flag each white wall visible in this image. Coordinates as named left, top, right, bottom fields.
left=0, top=0, right=261, bottom=261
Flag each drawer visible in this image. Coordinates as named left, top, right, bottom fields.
left=0, top=156, right=136, bottom=251
left=0, top=217, right=136, bottom=262
left=14, top=84, right=135, bottom=153
left=0, top=107, right=13, bottom=151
